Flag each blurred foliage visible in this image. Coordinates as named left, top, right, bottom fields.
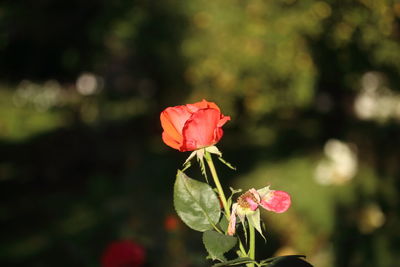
left=1, top=0, right=400, bottom=266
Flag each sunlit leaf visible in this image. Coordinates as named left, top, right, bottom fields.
left=174, top=170, right=221, bottom=232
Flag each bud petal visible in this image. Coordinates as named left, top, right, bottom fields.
left=228, top=203, right=238, bottom=236
left=260, top=190, right=291, bottom=213
left=245, top=197, right=259, bottom=211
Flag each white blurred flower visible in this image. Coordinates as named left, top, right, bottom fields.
left=13, top=79, right=62, bottom=111
left=354, top=71, right=400, bottom=122
left=354, top=93, right=376, bottom=120
left=76, top=72, right=103, bottom=95
left=314, top=139, right=358, bottom=185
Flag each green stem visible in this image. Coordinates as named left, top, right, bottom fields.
left=239, top=238, right=247, bottom=258
left=204, top=151, right=248, bottom=258
left=204, top=151, right=230, bottom=217
left=247, top=223, right=256, bottom=267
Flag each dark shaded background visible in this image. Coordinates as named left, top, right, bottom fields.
left=1, top=0, right=400, bottom=266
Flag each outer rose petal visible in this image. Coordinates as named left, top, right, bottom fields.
left=186, top=99, right=221, bottom=112
left=181, top=108, right=224, bottom=151
left=260, top=190, right=291, bottom=213
left=160, top=106, right=192, bottom=150
left=213, top=115, right=230, bottom=144
left=217, top=115, right=230, bottom=127
left=162, top=131, right=181, bottom=150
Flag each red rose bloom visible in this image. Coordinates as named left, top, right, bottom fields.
left=101, top=240, right=145, bottom=267
left=160, top=99, right=230, bottom=151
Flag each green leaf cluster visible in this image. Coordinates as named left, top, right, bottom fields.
left=211, top=255, right=312, bottom=267
left=174, top=170, right=243, bottom=263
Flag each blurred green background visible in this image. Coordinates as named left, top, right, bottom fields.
left=1, top=0, right=400, bottom=266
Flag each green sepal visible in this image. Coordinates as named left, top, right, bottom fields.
left=182, top=160, right=191, bottom=172
left=182, top=149, right=209, bottom=182
left=203, top=230, right=237, bottom=262
left=218, top=156, right=237, bottom=170
left=182, top=150, right=197, bottom=171
left=197, top=150, right=209, bottom=183
left=174, top=170, right=221, bottom=232
left=205, top=146, right=236, bottom=170
left=205, top=146, right=222, bottom=157
left=227, top=187, right=242, bottom=213
left=247, top=209, right=266, bottom=241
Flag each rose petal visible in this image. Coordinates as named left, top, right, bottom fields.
left=160, top=106, right=192, bottom=150
left=213, top=115, right=230, bottom=143
left=228, top=203, right=238, bottom=236
left=181, top=108, right=222, bottom=151
left=187, top=99, right=221, bottom=112
left=260, top=190, right=291, bottom=213
left=249, top=188, right=261, bottom=203
left=236, top=205, right=246, bottom=222
left=162, top=131, right=181, bottom=150
left=245, top=197, right=259, bottom=211
left=217, top=115, right=230, bottom=127
left=256, top=186, right=272, bottom=198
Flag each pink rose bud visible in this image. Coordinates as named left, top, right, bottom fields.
left=260, top=190, right=291, bottom=213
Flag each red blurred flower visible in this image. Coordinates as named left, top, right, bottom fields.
left=160, top=99, right=230, bottom=152
left=101, top=240, right=145, bottom=267
left=164, top=214, right=180, bottom=232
